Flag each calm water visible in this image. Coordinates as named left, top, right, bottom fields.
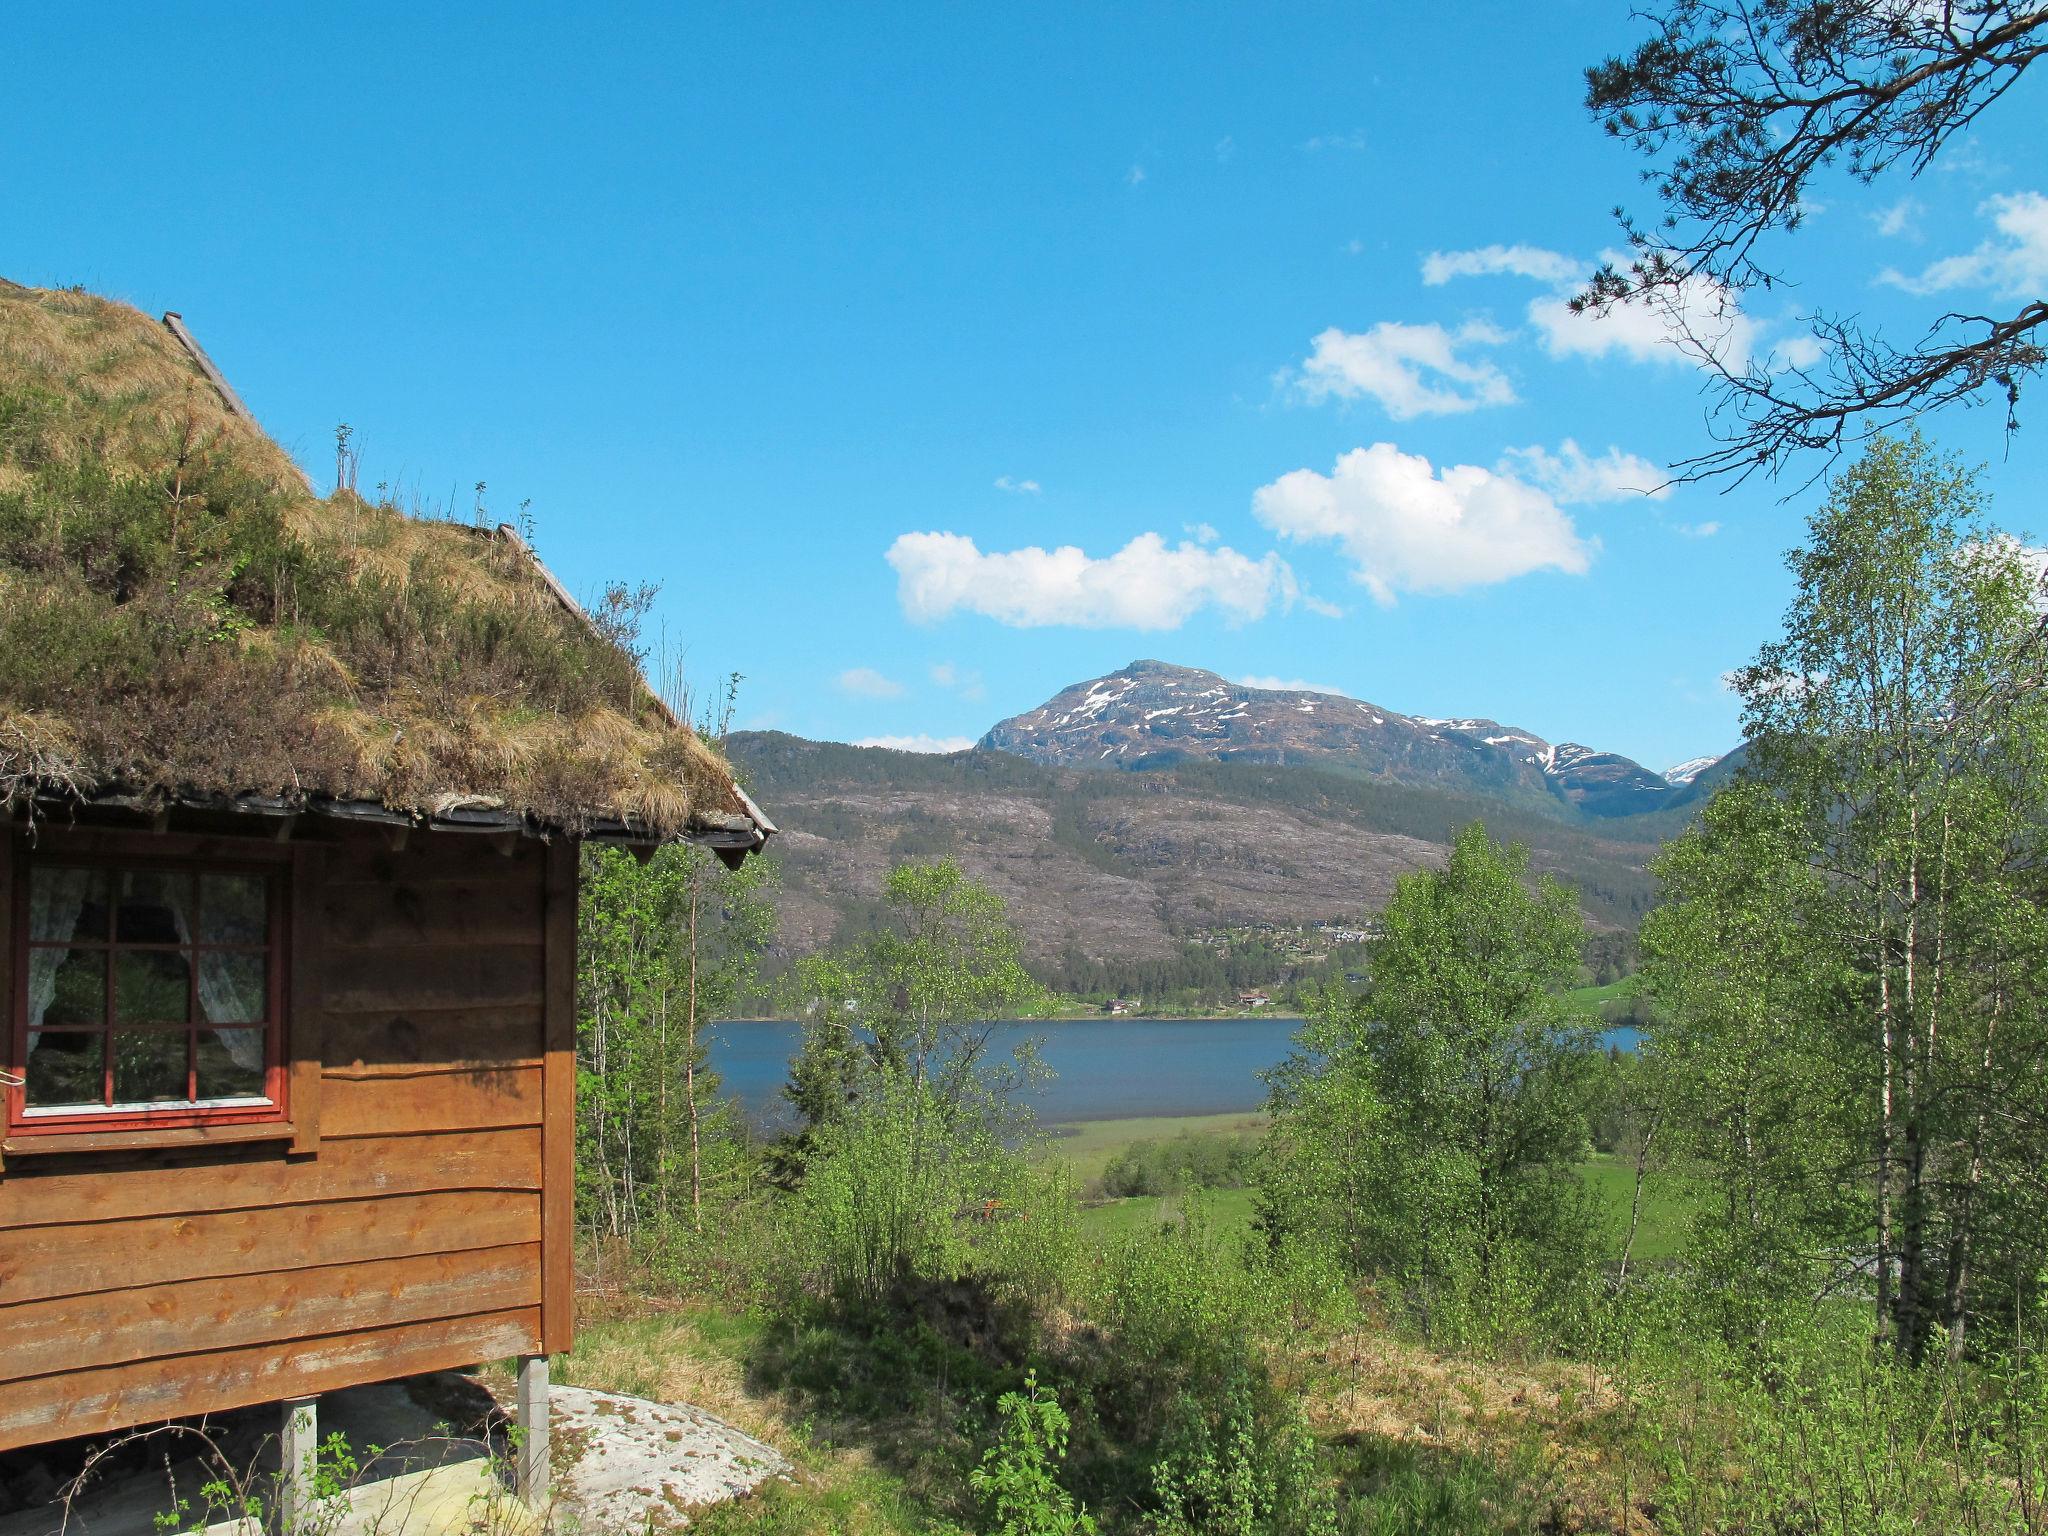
left=709, top=1014, right=1644, bottom=1130
left=708, top=1016, right=1306, bottom=1129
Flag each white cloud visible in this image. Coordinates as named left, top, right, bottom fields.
left=1871, top=197, right=1923, bottom=238
left=1769, top=331, right=1828, bottom=371
left=1677, top=521, right=1721, bottom=539
left=837, top=666, right=905, bottom=699
left=1880, top=190, right=2048, bottom=300
left=1497, top=439, right=1670, bottom=503
left=1301, top=130, right=1367, bottom=153
left=854, top=734, right=977, bottom=754
left=1252, top=443, right=1594, bottom=604
left=1236, top=674, right=1351, bottom=697
left=1528, top=268, right=1757, bottom=372
left=888, top=530, right=1297, bottom=630
left=1421, top=243, right=1580, bottom=286
left=1184, top=521, right=1220, bottom=545
left=1293, top=320, right=1516, bottom=419
left=929, top=661, right=987, bottom=701
left=1215, top=135, right=1236, bottom=164
left=994, top=475, right=1042, bottom=495
left=1126, top=163, right=1147, bottom=186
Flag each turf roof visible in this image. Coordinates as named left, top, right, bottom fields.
left=0, top=280, right=762, bottom=846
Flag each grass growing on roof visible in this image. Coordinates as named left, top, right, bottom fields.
left=0, top=280, right=742, bottom=834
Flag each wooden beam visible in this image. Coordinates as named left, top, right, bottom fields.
left=0, top=1243, right=540, bottom=1381
left=0, top=1306, right=541, bottom=1453
left=0, top=1188, right=540, bottom=1302
left=289, top=845, right=325, bottom=1157
left=540, top=840, right=576, bottom=1356
left=0, top=833, right=11, bottom=1180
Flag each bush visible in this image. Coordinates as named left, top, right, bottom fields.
left=971, top=1372, right=1098, bottom=1536
left=1147, top=1364, right=1336, bottom=1536
left=1100, top=1133, right=1258, bottom=1199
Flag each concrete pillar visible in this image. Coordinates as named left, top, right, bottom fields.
left=279, top=1395, right=318, bottom=1531
left=516, top=1354, right=550, bottom=1508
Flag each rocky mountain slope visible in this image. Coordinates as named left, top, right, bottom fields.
left=727, top=662, right=1731, bottom=980
left=980, top=661, right=1726, bottom=819
left=730, top=733, right=1681, bottom=976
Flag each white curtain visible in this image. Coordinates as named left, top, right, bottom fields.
left=167, top=891, right=267, bottom=1073
left=25, top=868, right=93, bottom=1053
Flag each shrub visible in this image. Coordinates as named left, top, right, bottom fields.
left=971, top=1372, right=1097, bottom=1536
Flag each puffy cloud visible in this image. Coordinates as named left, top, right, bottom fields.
left=1496, top=439, right=1670, bottom=503
left=1769, top=331, right=1828, bottom=371
left=855, top=734, right=977, bottom=754
left=994, top=475, right=1042, bottom=495
left=1527, top=269, right=1757, bottom=371
left=1880, top=190, right=2048, bottom=300
left=1293, top=320, right=1516, bottom=419
left=887, top=530, right=1297, bottom=630
left=1236, top=674, right=1351, bottom=697
left=1421, top=243, right=1580, bottom=285
left=1183, top=521, right=1220, bottom=545
left=837, top=666, right=905, bottom=699
left=1252, top=443, right=1594, bottom=604
left=1676, top=521, right=1722, bottom=539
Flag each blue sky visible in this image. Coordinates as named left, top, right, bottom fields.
left=7, top=3, right=2044, bottom=771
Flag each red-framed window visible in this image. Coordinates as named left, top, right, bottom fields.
left=8, top=854, right=288, bottom=1134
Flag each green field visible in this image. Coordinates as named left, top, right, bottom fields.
left=1041, top=1111, right=1269, bottom=1186
left=1049, top=1113, right=1691, bottom=1261
left=1564, top=977, right=1643, bottom=1014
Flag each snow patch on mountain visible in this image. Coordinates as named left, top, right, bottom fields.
left=1663, top=755, right=1721, bottom=786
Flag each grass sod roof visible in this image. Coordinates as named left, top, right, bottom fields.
left=0, top=280, right=766, bottom=849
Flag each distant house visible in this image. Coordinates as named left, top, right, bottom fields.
left=1102, top=998, right=1139, bottom=1015
left=1238, top=991, right=1271, bottom=1009
left=0, top=286, right=774, bottom=1504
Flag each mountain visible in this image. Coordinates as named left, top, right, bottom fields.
left=1663, top=755, right=1721, bottom=786
left=726, top=662, right=1733, bottom=987
left=980, top=660, right=1726, bottom=819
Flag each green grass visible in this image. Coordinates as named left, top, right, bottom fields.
left=1079, top=1185, right=1259, bottom=1241
left=1040, top=1111, right=1269, bottom=1187
left=1564, top=977, right=1642, bottom=1014
left=1047, top=1111, right=1693, bottom=1264
left=1581, top=1152, right=1691, bottom=1261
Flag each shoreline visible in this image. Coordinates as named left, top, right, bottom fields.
left=716, top=1012, right=1308, bottom=1025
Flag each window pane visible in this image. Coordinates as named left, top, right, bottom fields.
left=197, top=951, right=266, bottom=1024
left=30, top=867, right=108, bottom=942
left=117, top=950, right=190, bottom=1024
left=200, top=873, right=268, bottom=946
left=116, top=870, right=193, bottom=946
left=197, top=1029, right=266, bottom=1100
left=30, top=948, right=106, bottom=1027
left=113, top=1030, right=188, bottom=1104
left=25, top=1032, right=103, bottom=1109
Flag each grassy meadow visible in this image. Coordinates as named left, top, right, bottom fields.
left=1049, top=1114, right=1691, bottom=1263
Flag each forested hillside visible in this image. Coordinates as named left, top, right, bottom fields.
left=729, top=730, right=1670, bottom=998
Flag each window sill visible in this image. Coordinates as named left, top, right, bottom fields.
left=2, top=1120, right=297, bottom=1157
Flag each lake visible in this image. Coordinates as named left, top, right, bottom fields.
left=708, top=1015, right=1306, bottom=1128
left=709, top=1014, right=1644, bottom=1130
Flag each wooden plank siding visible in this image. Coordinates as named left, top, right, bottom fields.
left=541, top=839, right=577, bottom=1355
left=0, top=823, right=564, bottom=1454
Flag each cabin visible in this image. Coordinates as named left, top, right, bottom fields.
left=0, top=283, right=773, bottom=1509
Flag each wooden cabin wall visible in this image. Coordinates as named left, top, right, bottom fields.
left=0, top=824, right=575, bottom=1453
